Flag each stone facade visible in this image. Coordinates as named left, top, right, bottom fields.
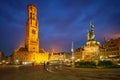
left=82, top=41, right=101, bottom=61
left=13, top=48, right=48, bottom=64
left=74, top=47, right=83, bottom=62
left=49, top=52, right=71, bottom=62
left=25, top=4, right=39, bottom=52
left=100, top=37, right=120, bottom=62
left=13, top=4, right=48, bottom=64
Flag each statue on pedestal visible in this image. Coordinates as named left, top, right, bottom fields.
left=87, top=22, right=95, bottom=41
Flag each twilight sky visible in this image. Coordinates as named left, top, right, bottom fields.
left=0, top=0, right=120, bottom=56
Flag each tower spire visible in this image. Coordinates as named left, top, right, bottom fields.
left=25, top=4, right=39, bottom=52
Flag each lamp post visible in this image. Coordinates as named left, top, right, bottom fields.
left=71, top=41, right=75, bottom=67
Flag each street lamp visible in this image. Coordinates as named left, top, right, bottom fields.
left=71, top=56, right=75, bottom=67
left=71, top=41, right=75, bottom=67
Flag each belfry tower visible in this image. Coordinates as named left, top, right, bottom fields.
left=13, top=4, right=48, bottom=64
left=25, top=4, right=39, bottom=52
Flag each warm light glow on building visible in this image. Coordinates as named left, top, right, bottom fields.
left=13, top=4, right=49, bottom=64
left=74, top=22, right=101, bottom=61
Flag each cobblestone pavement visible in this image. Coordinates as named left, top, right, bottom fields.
left=0, top=65, right=120, bottom=80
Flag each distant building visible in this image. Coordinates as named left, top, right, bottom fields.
left=101, top=37, right=120, bottom=62
left=99, top=46, right=106, bottom=61
left=49, top=50, right=71, bottom=62
left=0, top=51, right=4, bottom=61
left=74, top=47, right=83, bottom=62
left=49, top=52, right=65, bottom=61
left=5, top=55, right=12, bottom=64
left=13, top=4, right=48, bottom=64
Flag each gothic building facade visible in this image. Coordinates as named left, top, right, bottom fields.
left=13, top=4, right=48, bottom=64
left=100, top=37, right=120, bottom=62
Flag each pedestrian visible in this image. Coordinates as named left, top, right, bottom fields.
left=43, top=61, right=46, bottom=69
left=47, top=61, right=49, bottom=65
left=32, top=62, right=34, bottom=66
left=46, top=61, right=49, bottom=70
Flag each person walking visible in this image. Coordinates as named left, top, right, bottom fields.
left=43, top=61, right=46, bottom=69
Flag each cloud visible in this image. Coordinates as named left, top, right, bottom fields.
left=28, top=0, right=120, bottom=53
left=0, top=0, right=120, bottom=55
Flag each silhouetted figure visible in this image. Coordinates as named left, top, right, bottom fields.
left=46, top=61, right=50, bottom=70
left=43, top=62, right=46, bottom=69
left=32, top=62, right=34, bottom=66
left=47, top=62, right=49, bottom=65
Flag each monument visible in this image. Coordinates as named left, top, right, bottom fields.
left=82, top=22, right=101, bottom=61
left=87, top=22, right=95, bottom=41
left=13, top=4, right=48, bottom=64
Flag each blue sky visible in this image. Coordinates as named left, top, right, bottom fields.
left=0, top=0, right=120, bottom=56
